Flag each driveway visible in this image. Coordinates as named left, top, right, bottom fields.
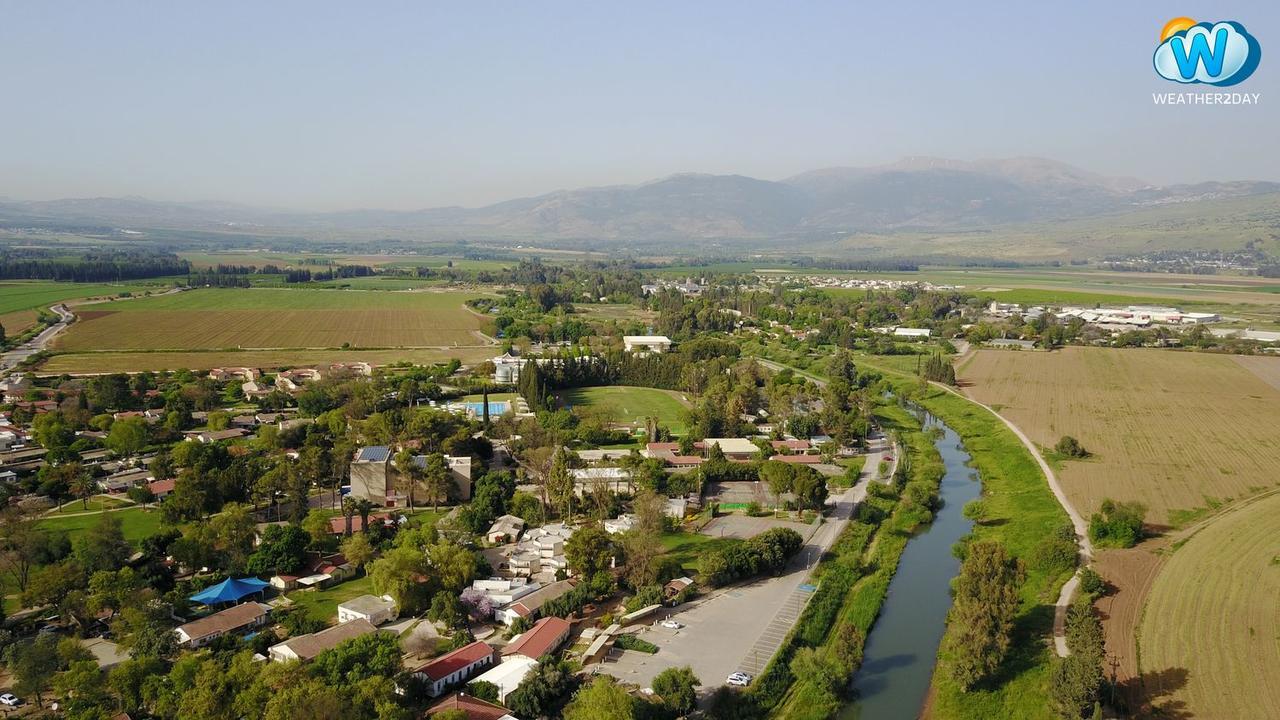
left=598, top=444, right=897, bottom=695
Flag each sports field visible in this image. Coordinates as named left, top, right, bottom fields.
left=958, top=347, right=1280, bottom=525
left=1137, top=491, right=1280, bottom=719
left=54, top=287, right=492, bottom=351
left=558, top=385, right=691, bottom=435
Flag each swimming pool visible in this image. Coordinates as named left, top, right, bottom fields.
left=462, top=401, right=510, bottom=416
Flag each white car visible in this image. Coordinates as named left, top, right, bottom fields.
left=726, top=672, right=752, bottom=687
left=0, top=693, right=21, bottom=707
left=659, top=620, right=684, bottom=630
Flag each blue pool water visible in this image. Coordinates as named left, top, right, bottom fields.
left=463, top=401, right=510, bottom=415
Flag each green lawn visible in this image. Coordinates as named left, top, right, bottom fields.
left=38, top=507, right=164, bottom=545
left=558, top=385, right=691, bottom=435
left=51, top=495, right=135, bottom=513
left=659, top=531, right=741, bottom=575
left=286, top=574, right=375, bottom=624
left=98, top=286, right=488, bottom=311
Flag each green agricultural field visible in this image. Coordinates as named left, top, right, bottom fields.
left=0, top=280, right=157, bottom=335
left=53, top=287, right=495, bottom=352
left=558, top=385, right=691, bottom=435
left=38, top=507, right=164, bottom=545
left=40, top=347, right=495, bottom=374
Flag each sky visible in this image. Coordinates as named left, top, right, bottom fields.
left=2, top=1, right=1277, bottom=210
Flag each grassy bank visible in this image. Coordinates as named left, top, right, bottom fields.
left=908, top=386, right=1069, bottom=720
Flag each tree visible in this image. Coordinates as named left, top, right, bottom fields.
left=74, top=512, right=131, bottom=573
left=428, top=591, right=464, bottom=628
left=421, top=452, right=451, bottom=511
left=428, top=542, right=478, bottom=593
left=790, top=466, right=829, bottom=512
left=466, top=680, right=500, bottom=704
left=546, top=448, right=575, bottom=519
left=10, top=634, right=60, bottom=707
left=0, top=509, right=66, bottom=593
left=1088, top=499, right=1146, bottom=548
left=369, top=545, right=429, bottom=612
left=106, top=416, right=149, bottom=457
left=340, top=533, right=375, bottom=570
left=652, top=665, right=700, bottom=716
left=761, top=461, right=793, bottom=510
left=1055, top=435, right=1089, bottom=458
left=1050, top=597, right=1105, bottom=719
left=246, top=524, right=310, bottom=576
left=311, top=632, right=403, bottom=687
left=563, top=675, right=635, bottom=720
left=394, top=448, right=422, bottom=511
left=209, top=502, right=258, bottom=570
left=565, top=524, right=616, bottom=580
left=66, top=464, right=97, bottom=510
left=505, top=656, right=579, bottom=720
left=941, top=542, right=1026, bottom=690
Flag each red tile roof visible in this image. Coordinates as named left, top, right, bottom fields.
left=770, top=454, right=823, bottom=464
left=501, top=616, right=571, bottom=659
left=327, top=512, right=390, bottom=535
left=148, top=479, right=176, bottom=495
left=645, top=442, right=680, bottom=453
left=771, top=439, right=811, bottom=450
left=666, top=455, right=704, bottom=466
left=414, top=640, right=494, bottom=681
left=425, top=693, right=510, bottom=720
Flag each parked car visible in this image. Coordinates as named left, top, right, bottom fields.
left=726, top=672, right=751, bottom=687
left=0, top=693, right=22, bottom=707
left=659, top=620, right=684, bottom=629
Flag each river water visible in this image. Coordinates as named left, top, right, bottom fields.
left=839, top=412, right=981, bottom=719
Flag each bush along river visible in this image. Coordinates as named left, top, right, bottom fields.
left=841, top=411, right=981, bottom=719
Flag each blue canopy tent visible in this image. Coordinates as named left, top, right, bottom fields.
left=188, top=577, right=269, bottom=606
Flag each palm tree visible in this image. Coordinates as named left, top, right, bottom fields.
left=67, top=464, right=95, bottom=510
left=341, top=496, right=357, bottom=537
left=352, top=498, right=376, bottom=534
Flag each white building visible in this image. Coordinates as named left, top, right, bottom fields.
left=470, top=656, right=539, bottom=702
left=623, top=335, right=673, bottom=353
left=336, top=595, right=398, bottom=626
left=486, top=514, right=526, bottom=544
left=893, top=327, right=932, bottom=339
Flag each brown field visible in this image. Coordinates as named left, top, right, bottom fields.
left=0, top=309, right=39, bottom=336
left=958, top=347, right=1280, bottom=525
left=53, top=287, right=491, bottom=351
left=39, top=346, right=495, bottom=374
left=1092, top=545, right=1166, bottom=706
left=1137, top=490, right=1280, bottom=719
left=1233, top=354, right=1280, bottom=392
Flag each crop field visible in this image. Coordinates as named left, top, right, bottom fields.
left=958, top=347, right=1280, bottom=525
left=54, top=287, right=493, bottom=351
left=1137, top=491, right=1280, bottom=719
left=557, top=385, right=691, bottom=435
left=39, top=346, right=495, bottom=374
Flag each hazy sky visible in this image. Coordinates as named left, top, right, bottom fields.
left=2, top=1, right=1276, bottom=210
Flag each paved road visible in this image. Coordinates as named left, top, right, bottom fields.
left=600, top=445, right=895, bottom=694
left=1, top=304, right=74, bottom=372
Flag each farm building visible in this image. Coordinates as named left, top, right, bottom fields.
left=893, top=327, right=932, bottom=339
left=703, top=437, right=759, bottom=460
left=502, top=616, right=572, bottom=660
left=623, top=335, right=673, bottom=353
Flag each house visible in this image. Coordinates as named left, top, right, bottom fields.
left=501, top=616, right=572, bottom=660
left=191, top=428, right=250, bottom=444
left=208, top=367, right=259, bottom=382
left=147, top=479, right=176, bottom=499
left=268, top=619, right=378, bottom=663
left=241, top=380, right=272, bottom=400
left=337, top=595, right=398, bottom=626
left=486, top=514, right=526, bottom=544
left=494, top=580, right=576, bottom=626
left=622, top=335, right=673, bottom=353
left=326, top=512, right=393, bottom=535
left=425, top=693, right=519, bottom=720
left=328, top=361, right=373, bottom=377
left=269, top=553, right=354, bottom=591
left=570, top=467, right=634, bottom=497
left=470, top=655, right=539, bottom=703
left=663, top=576, right=695, bottom=601
left=703, top=438, right=759, bottom=460
left=348, top=446, right=473, bottom=507
left=771, top=439, right=811, bottom=452
left=174, top=602, right=271, bottom=648
left=603, top=514, right=635, bottom=535
left=411, top=640, right=497, bottom=697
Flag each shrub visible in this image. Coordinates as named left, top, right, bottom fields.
left=1030, top=525, right=1079, bottom=576
left=615, top=634, right=658, bottom=654
left=1055, top=435, right=1089, bottom=458
left=1078, top=567, right=1106, bottom=598
left=1088, top=499, right=1146, bottom=548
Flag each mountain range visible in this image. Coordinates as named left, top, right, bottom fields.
left=3, top=157, right=1278, bottom=252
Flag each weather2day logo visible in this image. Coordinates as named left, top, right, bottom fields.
left=1152, top=17, right=1261, bottom=105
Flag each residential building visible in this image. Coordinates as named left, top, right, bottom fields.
left=208, top=367, right=259, bottom=382
left=501, top=616, right=572, bottom=660
left=411, top=640, right=497, bottom=697
left=893, top=327, right=932, bottom=339
left=269, top=552, right=354, bottom=591
left=570, top=467, right=634, bottom=497
left=622, top=335, right=673, bottom=353
left=337, top=595, right=398, bottom=626
left=703, top=437, right=759, bottom=460
left=470, top=656, right=539, bottom=703
left=268, top=619, right=378, bottom=663
left=425, top=693, right=519, bottom=720
left=348, top=445, right=473, bottom=507
left=486, top=514, right=525, bottom=544
left=174, top=602, right=270, bottom=648
left=494, top=580, right=575, bottom=626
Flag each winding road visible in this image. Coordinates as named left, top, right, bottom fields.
left=1, top=303, right=75, bottom=372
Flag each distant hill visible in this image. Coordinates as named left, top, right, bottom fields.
left=2, top=157, right=1278, bottom=259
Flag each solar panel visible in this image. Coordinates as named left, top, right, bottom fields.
left=357, top=446, right=390, bottom=463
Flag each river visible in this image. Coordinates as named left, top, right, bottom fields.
left=840, top=411, right=981, bottom=719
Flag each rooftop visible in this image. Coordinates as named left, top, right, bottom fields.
left=176, top=602, right=269, bottom=642
left=272, top=618, right=377, bottom=661
left=502, top=616, right=571, bottom=660
left=355, top=446, right=391, bottom=463
left=413, top=640, right=494, bottom=681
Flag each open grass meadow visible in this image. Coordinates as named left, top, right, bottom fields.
left=658, top=531, right=741, bottom=576
left=53, top=287, right=494, bottom=352
left=957, top=347, right=1280, bottom=525
left=1137, top=490, right=1280, bottom=719
left=0, top=280, right=155, bottom=334
left=558, top=385, right=691, bottom=435
left=37, top=507, right=164, bottom=545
